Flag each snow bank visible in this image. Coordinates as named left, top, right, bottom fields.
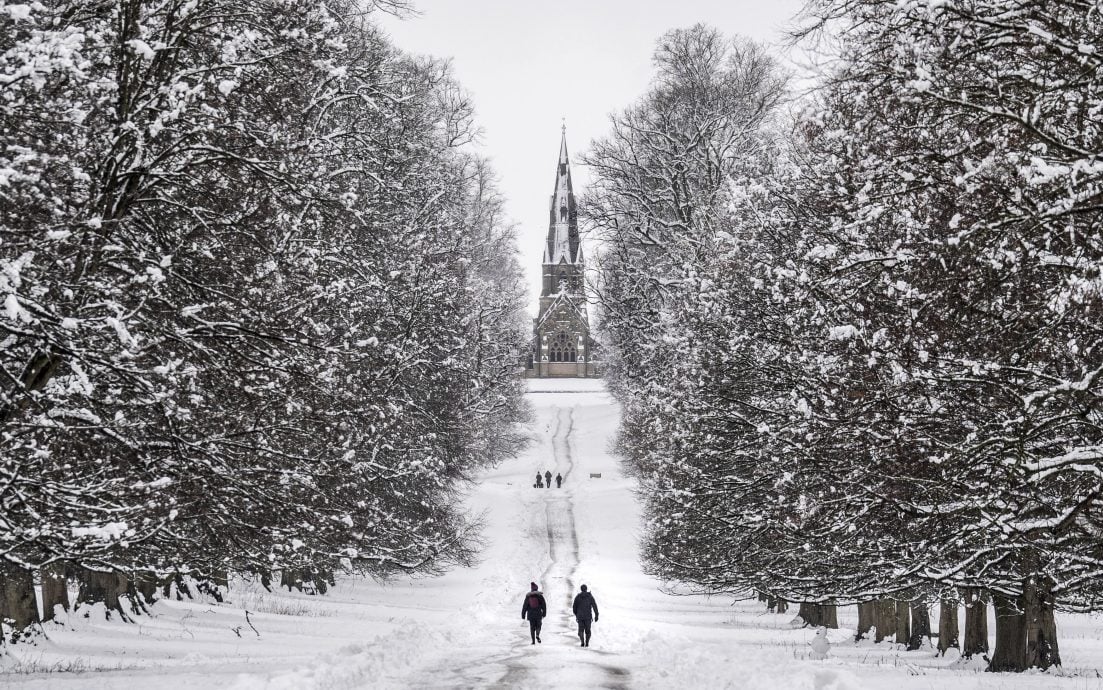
left=229, top=623, right=445, bottom=690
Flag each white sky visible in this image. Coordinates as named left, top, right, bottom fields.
left=377, top=0, right=806, bottom=309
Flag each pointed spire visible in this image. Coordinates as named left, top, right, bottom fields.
left=556, top=123, right=571, bottom=190
left=544, top=124, right=580, bottom=265
left=559, top=120, right=568, bottom=166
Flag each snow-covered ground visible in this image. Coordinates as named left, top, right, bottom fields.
left=4, top=379, right=1103, bottom=688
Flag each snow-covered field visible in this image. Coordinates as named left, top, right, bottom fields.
left=4, top=379, right=1102, bottom=689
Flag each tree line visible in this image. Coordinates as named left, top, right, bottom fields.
left=586, top=0, right=1102, bottom=674
left=0, top=0, right=528, bottom=642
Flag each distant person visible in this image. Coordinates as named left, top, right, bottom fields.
left=535, top=472, right=543, bottom=488
left=522, top=582, right=547, bottom=645
left=544, top=470, right=552, bottom=488
left=573, top=584, right=599, bottom=647
left=556, top=473, right=563, bottom=488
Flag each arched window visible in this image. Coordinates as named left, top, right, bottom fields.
left=548, top=331, right=578, bottom=363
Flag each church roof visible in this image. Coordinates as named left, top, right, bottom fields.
left=544, top=127, right=582, bottom=265
left=534, top=291, right=590, bottom=332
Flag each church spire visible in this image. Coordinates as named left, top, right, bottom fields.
left=527, top=124, right=594, bottom=379
left=544, top=125, right=581, bottom=266
left=558, top=121, right=569, bottom=174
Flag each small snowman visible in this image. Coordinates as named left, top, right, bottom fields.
left=809, top=626, right=831, bottom=660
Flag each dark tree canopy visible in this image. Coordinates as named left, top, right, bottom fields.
left=0, top=0, right=528, bottom=633
left=587, top=7, right=1102, bottom=673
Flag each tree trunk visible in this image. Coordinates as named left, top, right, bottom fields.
left=133, top=573, right=160, bottom=606
left=874, top=598, right=896, bottom=642
left=856, top=601, right=876, bottom=641
left=962, top=587, right=989, bottom=659
left=798, top=602, right=839, bottom=629
left=908, top=601, right=931, bottom=651
left=76, top=568, right=130, bottom=620
left=798, top=601, right=817, bottom=627
left=0, top=565, right=40, bottom=642
left=776, top=598, right=788, bottom=614
left=40, top=563, right=70, bottom=622
left=280, top=569, right=303, bottom=592
left=314, top=570, right=332, bottom=595
left=0, top=568, right=8, bottom=623
left=124, top=577, right=152, bottom=616
left=196, top=575, right=225, bottom=602
left=989, top=592, right=1025, bottom=672
left=1023, top=578, right=1060, bottom=670
left=162, top=571, right=193, bottom=600
left=894, top=599, right=911, bottom=645
left=988, top=579, right=1061, bottom=673
left=937, top=594, right=960, bottom=655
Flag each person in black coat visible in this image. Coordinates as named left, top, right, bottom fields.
left=572, top=584, right=599, bottom=647
left=555, top=473, right=563, bottom=488
left=544, top=470, right=552, bottom=489
left=521, top=582, right=547, bottom=645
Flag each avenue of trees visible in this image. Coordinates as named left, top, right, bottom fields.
left=0, top=0, right=528, bottom=641
left=586, top=1, right=1102, bottom=674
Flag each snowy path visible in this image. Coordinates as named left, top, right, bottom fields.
left=398, top=398, right=633, bottom=689
left=456, top=406, right=631, bottom=689
left=7, top=379, right=1103, bottom=689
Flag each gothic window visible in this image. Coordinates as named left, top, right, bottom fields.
left=548, top=331, right=577, bottom=363
left=560, top=206, right=568, bottom=222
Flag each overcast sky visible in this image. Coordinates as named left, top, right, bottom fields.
left=377, top=0, right=806, bottom=308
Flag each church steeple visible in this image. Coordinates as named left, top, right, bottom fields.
left=526, top=125, right=596, bottom=379
left=543, top=126, right=581, bottom=267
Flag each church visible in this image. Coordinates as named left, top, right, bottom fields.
left=525, top=128, right=598, bottom=378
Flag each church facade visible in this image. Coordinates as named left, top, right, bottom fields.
left=525, top=129, right=598, bottom=378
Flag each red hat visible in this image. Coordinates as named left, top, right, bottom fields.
left=531, top=582, right=538, bottom=591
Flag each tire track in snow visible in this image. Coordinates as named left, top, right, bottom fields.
left=439, top=402, right=629, bottom=689
left=493, top=405, right=630, bottom=689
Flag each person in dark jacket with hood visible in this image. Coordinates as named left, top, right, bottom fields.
left=572, top=584, right=599, bottom=647
left=521, top=582, right=547, bottom=645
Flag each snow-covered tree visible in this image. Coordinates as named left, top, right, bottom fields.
left=583, top=22, right=799, bottom=614
left=1, top=0, right=527, bottom=640
left=589, top=2, right=1103, bottom=673
left=782, top=0, right=1103, bottom=670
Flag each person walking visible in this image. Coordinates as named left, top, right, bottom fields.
left=535, top=472, right=543, bottom=488
left=555, top=473, right=563, bottom=488
left=572, top=584, right=599, bottom=647
left=544, top=470, right=552, bottom=489
left=522, top=582, right=547, bottom=645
